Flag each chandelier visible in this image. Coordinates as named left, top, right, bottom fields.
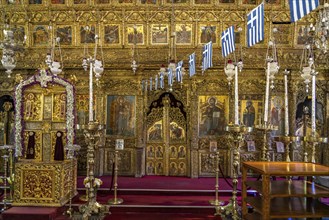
left=45, top=35, right=63, bottom=76
left=311, top=2, right=329, bottom=53
left=265, top=29, right=280, bottom=90
left=300, top=44, right=315, bottom=93
left=1, top=23, right=25, bottom=78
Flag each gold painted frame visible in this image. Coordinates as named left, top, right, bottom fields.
left=175, top=23, right=193, bottom=45
left=240, top=99, right=263, bottom=127
left=295, top=23, right=310, bottom=47
left=198, top=95, right=229, bottom=137
left=126, top=24, right=145, bottom=45
left=55, top=24, right=75, bottom=46
left=198, top=23, right=218, bottom=45
left=150, top=24, right=169, bottom=45
left=103, top=24, right=121, bottom=46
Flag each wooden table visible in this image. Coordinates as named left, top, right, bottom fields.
left=242, top=161, right=329, bottom=220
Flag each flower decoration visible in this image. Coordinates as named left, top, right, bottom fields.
left=83, top=177, right=103, bottom=189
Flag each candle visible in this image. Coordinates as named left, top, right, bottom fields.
left=89, top=61, right=93, bottom=122
left=234, top=66, right=239, bottom=125
left=311, top=72, right=316, bottom=135
left=264, top=62, right=270, bottom=124
left=284, top=70, right=289, bottom=136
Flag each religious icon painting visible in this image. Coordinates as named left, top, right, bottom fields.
left=169, top=121, right=185, bottom=141
left=80, top=25, right=96, bottom=44
left=106, top=96, right=136, bottom=137
left=51, top=0, right=65, bottom=4
left=56, top=26, right=73, bottom=46
left=127, top=24, right=144, bottom=45
left=209, top=141, right=217, bottom=152
left=219, top=0, right=235, bottom=3
left=148, top=120, right=163, bottom=141
left=295, top=24, right=310, bottom=47
left=198, top=96, right=229, bottom=137
left=151, top=24, right=169, bottom=45
left=140, top=0, right=156, bottom=4
left=29, top=0, right=42, bottom=4
left=247, top=140, right=256, bottom=152
left=240, top=99, right=262, bottom=127
left=12, top=25, right=26, bottom=45
left=194, top=0, right=211, bottom=4
left=32, top=25, right=49, bottom=46
left=74, top=0, right=87, bottom=4
left=118, top=0, right=133, bottom=3
left=199, top=24, right=217, bottom=44
left=96, top=0, right=110, bottom=3
left=241, top=0, right=256, bottom=4
left=175, top=24, right=192, bottom=45
left=166, top=0, right=187, bottom=3
left=104, top=25, right=120, bottom=45
left=270, top=96, right=285, bottom=136
left=273, top=23, right=292, bottom=46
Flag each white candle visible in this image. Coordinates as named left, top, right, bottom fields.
left=234, top=66, right=239, bottom=125
left=89, top=61, right=93, bottom=122
left=264, top=62, right=270, bottom=124
left=284, top=70, right=289, bottom=136
left=311, top=72, right=316, bottom=135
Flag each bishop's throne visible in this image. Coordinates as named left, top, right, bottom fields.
left=12, top=67, right=77, bottom=207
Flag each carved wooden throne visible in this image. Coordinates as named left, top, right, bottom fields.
left=13, top=67, right=77, bottom=207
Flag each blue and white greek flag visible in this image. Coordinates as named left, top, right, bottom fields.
left=289, top=0, right=319, bottom=22
left=168, top=68, right=173, bottom=86
left=160, top=72, right=164, bottom=89
left=247, top=2, right=264, bottom=47
left=202, top=41, right=213, bottom=72
left=189, top=53, right=196, bottom=77
left=150, top=77, right=153, bottom=91
left=221, top=26, right=235, bottom=58
left=176, top=61, right=183, bottom=83
left=155, top=75, right=158, bottom=90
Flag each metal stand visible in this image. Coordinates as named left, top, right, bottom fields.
left=255, top=123, right=277, bottom=161
left=303, top=136, right=328, bottom=163
left=108, top=150, right=123, bottom=205
left=64, top=144, right=81, bottom=217
left=209, top=151, right=223, bottom=211
left=78, top=122, right=109, bottom=219
left=0, top=154, right=9, bottom=213
left=220, top=125, right=252, bottom=220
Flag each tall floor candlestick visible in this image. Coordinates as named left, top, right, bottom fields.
left=89, top=61, right=94, bottom=122
left=264, top=62, right=270, bottom=124
left=234, top=66, right=239, bottom=125
left=284, top=70, right=289, bottom=136
left=311, top=71, right=317, bottom=136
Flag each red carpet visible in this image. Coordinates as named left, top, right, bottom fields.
left=0, top=176, right=292, bottom=220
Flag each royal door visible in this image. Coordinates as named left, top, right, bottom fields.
left=146, top=93, right=188, bottom=176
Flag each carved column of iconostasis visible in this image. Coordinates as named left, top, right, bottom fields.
left=0, top=95, right=15, bottom=173
left=189, top=80, right=200, bottom=178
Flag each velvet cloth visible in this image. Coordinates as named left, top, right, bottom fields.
left=26, top=131, right=35, bottom=159
left=54, top=131, right=64, bottom=161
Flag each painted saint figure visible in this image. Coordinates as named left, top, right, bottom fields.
left=243, top=100, right=255, bottom=127
left=201, top=97, right=225, bottom=135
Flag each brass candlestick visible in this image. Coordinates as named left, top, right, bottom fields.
left=0, top=154, right=9, bottom=213
left=108, top=149, right=123, bottom=205
left=303, top=136, right=328, bottom=163
left=273, top=136, right=301, bottom=162
left=209, top=151, right=223, bottom=210
left=78, top=122, right=109, bottom=219
left=220, top=124, right=252, bottom=220
left=255, top=123, right=277, bottom=161
left=64, top=144, right=81, bottom=218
